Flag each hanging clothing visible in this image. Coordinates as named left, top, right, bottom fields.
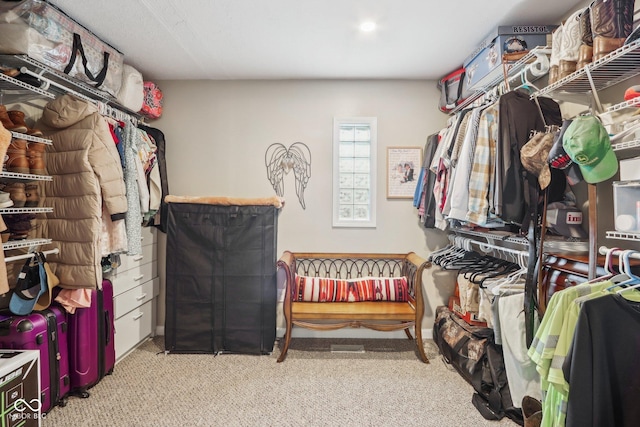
left=497, top=91, right=562, bottom=226
left=563, top=293, right=640, bottom=427
left=139, top=125, right=169, bottom=233
left=36, top=94, right=127, bottom=290
left=122, top=120, right=143, bottom=255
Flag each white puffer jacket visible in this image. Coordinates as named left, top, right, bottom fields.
left=37, top=94, right=127, bottom=289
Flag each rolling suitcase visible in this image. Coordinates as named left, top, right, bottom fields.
left=67, top=279, right=115, bottom=397
left=0, top=307, right=70, bottom=413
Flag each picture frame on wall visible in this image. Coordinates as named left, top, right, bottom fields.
left=386, top=146, right=422, bottom=199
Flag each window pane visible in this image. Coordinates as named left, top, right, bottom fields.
left=353, top=173, right=369, bottom=188
left=340, top=126, right=355, bottom=142
left=339, top=189, right=353, bottom=203
left=339, top=142, right=354, bottom=157
left=339, top=158, right=354, bottom=173
left=354, top=143, right=370, bottom=157
left=339, top=205, right=353, bottom=220
left=339, top=173, right=354, bottom=188
left=355, top=126, right=370, bottom=141
left=353, top=206, right=369, bottom=220
left=354, top=158, right=370, bottom=173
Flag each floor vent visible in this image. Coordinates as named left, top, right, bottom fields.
left=330, top=344, right=365, bottom=353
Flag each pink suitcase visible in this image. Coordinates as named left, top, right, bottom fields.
left=67, top=279, right=115, bottom=397
left=0, top=307, right=71, bottom=413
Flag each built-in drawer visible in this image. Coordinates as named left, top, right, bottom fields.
left=116, top=243, right=157, bottom=273
left=115, top=300, right=154, bottom=360
left=140, top=226, right=157, bottom=245
left=114, top=278, right=159, bottom=319
left=110, top=261, right=158, bottom=297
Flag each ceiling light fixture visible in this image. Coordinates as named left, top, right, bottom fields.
left=360, top=22, right=376, bottom=32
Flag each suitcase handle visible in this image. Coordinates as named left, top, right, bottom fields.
left=104, top=312, right=111, bottom=345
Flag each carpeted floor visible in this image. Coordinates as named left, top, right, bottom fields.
left=42, top=337, right=516, bottom=426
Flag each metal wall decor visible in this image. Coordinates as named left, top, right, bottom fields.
left=265, top=142, right=312, bottom=209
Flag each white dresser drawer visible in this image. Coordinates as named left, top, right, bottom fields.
left=115, top=300, right=154, bottom=360
left=141, top=227, right=157, bottom=245
left=116, top=243, right=157, bottom=273
left=110, top=261, right=158, bottom=297
left=114, top=278, right=159, bottom=319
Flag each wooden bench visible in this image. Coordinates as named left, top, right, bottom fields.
left=276, top=251, right=431, bottom=363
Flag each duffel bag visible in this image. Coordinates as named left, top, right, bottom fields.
left=0, top=0, right=124, bottom=96
left=437, top=68, right=466, bottom=113
left=433, top=305, right=523, bottom=425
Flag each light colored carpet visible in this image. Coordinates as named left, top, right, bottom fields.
left=43, top=337, right=516, bottom=426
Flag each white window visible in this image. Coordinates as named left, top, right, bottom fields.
left=333, top=117, right=377, bottom=228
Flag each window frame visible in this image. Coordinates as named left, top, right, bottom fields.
left=332, top=116, right=377, bottom=228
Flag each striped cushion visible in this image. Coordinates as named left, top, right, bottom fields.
left=294, top=275, right=408, bottom=302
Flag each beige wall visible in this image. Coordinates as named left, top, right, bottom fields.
left=152, top=79, right=454, bottom=337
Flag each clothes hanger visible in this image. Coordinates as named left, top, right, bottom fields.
left=616, top=250, right=640, bottom=293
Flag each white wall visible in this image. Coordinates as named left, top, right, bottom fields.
left=152, top=79, right=453, bottom=337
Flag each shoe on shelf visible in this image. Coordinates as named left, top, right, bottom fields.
left=0, top=105, right=28, bottom=134
left=26, top=142, right=46, bottom=175
left=624, top=85, right=640, bottom=102
left=24, top=183, right=39, bottom=207
left=7, top=110, right=43, bottom=137
left=3, top=183, right=26, bottom=208
left=0, top=190, right=14, bottom=208
left=4, top=138, right=29, bottom=174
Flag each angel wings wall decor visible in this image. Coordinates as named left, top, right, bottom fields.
left=265, top=142, right=311, bottom=209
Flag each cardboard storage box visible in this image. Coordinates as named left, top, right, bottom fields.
left=463, top=25, right=556, bottom=91
left=0, top=350, right=41, bottom=427
left=613, top=181, right=640, bottom=232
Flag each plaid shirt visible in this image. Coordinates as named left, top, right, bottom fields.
left=466, top=104, right=500, bottom=226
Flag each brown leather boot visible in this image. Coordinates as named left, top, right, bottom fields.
left=7, top=110, right=43, bottom=137
left=577, top=8, right=593, bottom=70
left=591, top=0, right=635, bottom=61
left=3, top=183, right=26, bottom=208
left=4, top=138, right=29, bottom=174
left=24, top=183, right=39, bottom=207
left=577, top=45, right=593, bottom=70
left=522, top=396, right=542, bottom=427
left=26, top=142, right=46, bottom=175
left=559, top=60, right=577, bottom=80
left=0, top=105, right=27, bottom=134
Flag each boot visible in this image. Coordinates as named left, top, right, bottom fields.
left=591, top=0, right=635, bottom=61
left=0, top=105, right=27, bottom=134
left=548, top=26, right=564, bottom=85
left=577, top=45, right=593, bottom=70
left=3, top=183, right=26, bottom=208
left=7, top=110, right=43, bottom=137
left=577, top=7, right=593, bottom=70
left=26, top=142, right=46, bottom=175
left=559, top=60, right=577, bottom=79
left=522, top=396, right=542, bottom=427
left=557, top=8, right=583, bottom=79
left=24, top=184, right=39, bottom=208
left=4, top=138, right=29, bottom=174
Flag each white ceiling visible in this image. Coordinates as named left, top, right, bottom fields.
left=48, top=0, right=584, bottom=81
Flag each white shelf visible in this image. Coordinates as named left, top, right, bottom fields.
left=605, top=231, right=640, bottom=241
left=9, top=131, right=52, bottom=145
left=0, top=207, right=53, bottom=214
left=0, top=171, right=52, bottom=182
left=3, top=238, right=52, bottom=251
left=536, top=39, right=640, bottom=97
left=606, top=97, right=640, bottom=114
left=613, top=138, right=640, bottom=152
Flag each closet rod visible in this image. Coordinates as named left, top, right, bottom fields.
left=452, top=235, right=529, bottom=258
left=598, top=246, right=640, bottom=260
left=4, top=248, right=59, bottom=263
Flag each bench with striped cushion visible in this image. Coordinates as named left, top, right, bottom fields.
left=277, top=252, right=431, bottom=363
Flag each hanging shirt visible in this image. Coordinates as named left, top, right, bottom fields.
left=564, top=293, right=640, bottom=427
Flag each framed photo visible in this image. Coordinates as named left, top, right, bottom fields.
left=386, top=146, right=422, bottom=199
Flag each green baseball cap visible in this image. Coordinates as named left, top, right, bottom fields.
left=562, top=115, right=618, bottom=184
